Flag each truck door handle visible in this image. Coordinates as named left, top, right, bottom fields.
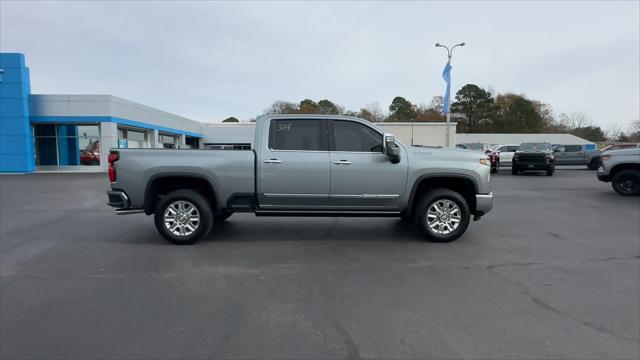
left=264, top=159, right=282, bottom=164
left=333, top=160, right=352, bottom=165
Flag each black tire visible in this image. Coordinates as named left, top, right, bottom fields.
left=414, top=189, right=471, bottom=243
left=154, top=189, right=214, bottom=245
left=512, top=167, right=518, bottom=175
left=587, top=158, right=600, bottom=170
left=214, top=211, right=233, bottom=223
left=611, top=169, right=640, bottom=196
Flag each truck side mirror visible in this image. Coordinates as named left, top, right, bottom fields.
left=383, top=133, right=401, bottom=164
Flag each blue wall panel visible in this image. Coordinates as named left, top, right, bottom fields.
left=0, top=53, right=34, bottom=173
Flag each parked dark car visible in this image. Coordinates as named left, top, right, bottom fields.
left=512, top=142, right=555, bottom=176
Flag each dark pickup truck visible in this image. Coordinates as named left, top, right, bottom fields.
left=512, top=142, right=555, bottom=176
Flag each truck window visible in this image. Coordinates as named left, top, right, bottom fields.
left=269, top=119, right=325, bottom=151
left=565, top=145, right=582, bottom=152
left=333, top=121, right=383, bottom=152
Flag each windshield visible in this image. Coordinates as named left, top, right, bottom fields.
left=460, top=143, right=484, bottom=150
left=519, top=143, right=550, bottom=151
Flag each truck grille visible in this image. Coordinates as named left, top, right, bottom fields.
left=518, top=154, right=546, bottom=162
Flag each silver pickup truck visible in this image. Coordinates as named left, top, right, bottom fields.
left=107, top=115, right=493, bottom=244
left=597, top=147, right=640, bottom=196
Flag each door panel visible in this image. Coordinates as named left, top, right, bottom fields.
left=328, top=120, right=408, bottom=210
left=329, top=152, right=408, bottom=209
left=257, top=119, right=330, bottom=208
left=259, top=150, right=330, bottom=208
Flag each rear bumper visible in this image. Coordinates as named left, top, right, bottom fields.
left=475, top=192, right=494, bottom=218
left=107, top=190, right=130, bottom=209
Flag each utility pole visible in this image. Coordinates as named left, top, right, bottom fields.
left=435, top=42, right=465, bottom=147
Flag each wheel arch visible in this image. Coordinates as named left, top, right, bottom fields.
left=406, top=174, right=479, bottom=217
left=610, top=163, right=640, bottom=177
left=144, top=173, right=220, bottom=215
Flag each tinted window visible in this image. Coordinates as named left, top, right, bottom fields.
left=333, top=121, right=383, bottom=152
left=565, top=145, right=582, bottom=152
left=270, top=119, right=324, bottom=151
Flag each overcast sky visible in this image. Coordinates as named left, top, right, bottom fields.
left=1, top=1, right=638, bottom=129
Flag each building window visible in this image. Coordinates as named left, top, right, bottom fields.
left=118, top=128, right=147, bottom=148
left=185, top=137, right=199, bottom=149
left=159, top=134, right=176, bottom=149
left=33, top=124, right=101, bottom=166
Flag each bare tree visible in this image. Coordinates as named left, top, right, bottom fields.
left=559, top=112, right=593, bottom=129
left=604, top=124, right=627, bottom=142
left=359, top=102, right=386, bottom=122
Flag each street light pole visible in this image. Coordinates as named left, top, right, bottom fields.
left=435, top=42, right=465, bottom=147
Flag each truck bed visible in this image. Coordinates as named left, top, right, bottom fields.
left=111, top=149, right=255, bottom=210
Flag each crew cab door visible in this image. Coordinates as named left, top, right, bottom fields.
left=257, top=119, right=330, bottom=209
left=556, top=145, right=584, bottom=165
left=328, top=119, right=408, bottom=210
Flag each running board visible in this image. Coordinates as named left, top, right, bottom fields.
left=115, top=209, right=145, bottom=215
left=254, top=210, right=402, bottom=217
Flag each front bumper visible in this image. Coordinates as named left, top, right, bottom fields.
left=597, top=167, right=611, bottom=182
left=475, top=192, right=494, bottom=218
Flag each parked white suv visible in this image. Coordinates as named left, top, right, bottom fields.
left=491, top=144, right=519, bottom=166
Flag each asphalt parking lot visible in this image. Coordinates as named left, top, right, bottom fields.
left=1, top=168, right=639, bottom=359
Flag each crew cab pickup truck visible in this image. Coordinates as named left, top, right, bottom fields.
left=597, top=147, right=640, bottom=196
left=107, top=115, right=493, bottom=244
left=552, top=144, right=599, bottom=169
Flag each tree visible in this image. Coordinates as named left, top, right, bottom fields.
left=317, top=99, right=341, bottom=114
left=222, top=117, right=239, bottom=122
left=299, top=99, right=319, bottom=113
left=450, top=84, right=496, bottom=132
left=570, top=126, right=606, bottom=142
left=414, top=96, right=446, bottom=122
left=559, top=112, right=593, bottom=129
left=358, top=102, right=386, bottom=122
left=388, top=96, right=417, bottom=122
left=493, top=94, right=543, bottom=133
left=558, top=112, right=605, bottom=142
left=263, top=101, right=298, bottom=115
left=628, top=120, right=640, bottom=142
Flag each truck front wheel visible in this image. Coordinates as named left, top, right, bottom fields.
left=415, top=189, right=471, bottom=243
left=612, top=169, right=640, bottom=196
left=154, top=189, right=214, bottom=245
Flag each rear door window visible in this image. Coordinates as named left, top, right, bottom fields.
left=565, top=145, right=582, bottom=152
left=269, top=119, right=327, bottom=151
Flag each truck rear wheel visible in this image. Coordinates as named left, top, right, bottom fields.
left=154, top=189, right=213, bottom=245
left=415, top=189, right=471, bottom=243
left=612, top=169, right=640, bottom=196
left=587, top=158, right=600, bottom=170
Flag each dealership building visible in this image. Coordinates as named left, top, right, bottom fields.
left=1, top=52, right=594, bottom=173
left=0, top=53, right=204, bottom=173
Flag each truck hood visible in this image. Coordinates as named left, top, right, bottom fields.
left=407, top=145, right=486, bottom=163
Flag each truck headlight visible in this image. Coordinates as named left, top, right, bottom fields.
left=479, top=158, right=490, bottom=166
left=601, top=155, right=611, bottom=161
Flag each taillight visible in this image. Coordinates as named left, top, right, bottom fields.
left=108, top=151, right=119, bottom=182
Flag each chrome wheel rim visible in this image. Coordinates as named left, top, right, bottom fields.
left=426, top=199, right=461, bottom=235
left=164, top=200, right=200, bottom=237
